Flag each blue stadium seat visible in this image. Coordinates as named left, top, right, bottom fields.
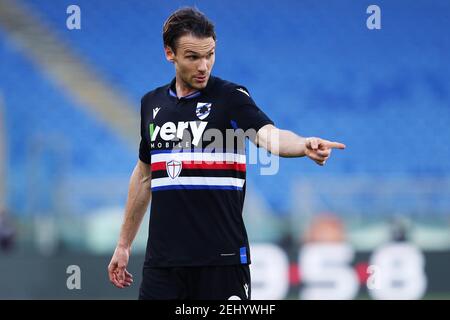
left=1, top=0, right=449, bottom=215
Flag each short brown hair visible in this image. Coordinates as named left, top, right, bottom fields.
left=163, top=7, right=216, bottom=53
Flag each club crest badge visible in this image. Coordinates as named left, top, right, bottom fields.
left=196, top=102, right=212, bottom=120
left=166, top=160, right=182, bottom=179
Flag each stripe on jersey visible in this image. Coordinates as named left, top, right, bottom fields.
left=151, top=176, right=245, bottom=191
left=152, top=185, right=243, bottom=191
left=151, top=161, right=246, bottom=172
left=151, top=169, right=245, bottom=180
left=151, top=151, right=246, bottom=165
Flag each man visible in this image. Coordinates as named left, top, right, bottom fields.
left=108, top=7, right=345, bottom=300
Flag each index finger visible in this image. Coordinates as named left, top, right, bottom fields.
left=326, top=141, right=346, bottom=149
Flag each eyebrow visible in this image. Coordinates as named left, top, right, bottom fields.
left=184, top=48, right=215, bottom=55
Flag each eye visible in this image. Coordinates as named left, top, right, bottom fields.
left=186, top=56, right=197, bottom=61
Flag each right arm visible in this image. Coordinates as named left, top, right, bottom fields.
left=108, top=159, right=152, bottom=288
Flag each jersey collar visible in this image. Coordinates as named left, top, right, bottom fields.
left=168, top=76, right=216, bottom=99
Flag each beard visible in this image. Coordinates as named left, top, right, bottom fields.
left=180, top=72, right=209, bottom=90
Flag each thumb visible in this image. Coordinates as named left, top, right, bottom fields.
left=306, top=138, right=319, bottom=150
left=117, top=265, right=126, bottom=281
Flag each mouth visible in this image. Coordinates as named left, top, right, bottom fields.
left=193, top=75, right=208, bottom=83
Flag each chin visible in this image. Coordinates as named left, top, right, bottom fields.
left=191, top=82, right=207, bottom=90
left=189, top=75, right=210, bottom=89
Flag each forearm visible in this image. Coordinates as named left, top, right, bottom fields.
left=257, top=124, right=346, bottom=165
left=117, top=163, right=152, bottom=249
left=258, top=125, right=307, bottom=158
left=274, top=129, right=308, bottom=158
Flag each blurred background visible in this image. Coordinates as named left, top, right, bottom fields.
left=0, top=0, right=449, bottom=299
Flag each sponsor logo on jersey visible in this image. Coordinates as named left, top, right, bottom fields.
left=149, top=121, right=207, bottom=146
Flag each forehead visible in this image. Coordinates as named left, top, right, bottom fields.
left=176, top=34, right=215, bottom=54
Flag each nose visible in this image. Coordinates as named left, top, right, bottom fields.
left=198, top=58, right=208, bottom=73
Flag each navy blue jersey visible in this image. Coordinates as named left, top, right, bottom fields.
left=139, top=76, right=273, bottom=267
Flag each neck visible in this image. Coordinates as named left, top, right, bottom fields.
left=175, top=75, right=198, bottom=98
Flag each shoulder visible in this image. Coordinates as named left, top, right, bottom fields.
left=211, top=76, right=254, bottom=104
left=212, top=76, right=251, bottom=96
left=140, top=83, right=170, bottom=111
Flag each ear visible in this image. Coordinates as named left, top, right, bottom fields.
left=164, top=46, right=175, bottom=63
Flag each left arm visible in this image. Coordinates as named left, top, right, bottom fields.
left=255, top=124, right=346, bottom=166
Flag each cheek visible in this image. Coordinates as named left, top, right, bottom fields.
left=179, top=61, right=196, bottom=73
left=207, top=57, right=215, bottom=68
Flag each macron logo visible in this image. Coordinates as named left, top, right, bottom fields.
left=153, top=107, right=161, bottom=119
left=236, top=88, right=250, bottom=97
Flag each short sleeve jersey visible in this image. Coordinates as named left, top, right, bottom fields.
left=139, top=76, right=274, bottom=267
